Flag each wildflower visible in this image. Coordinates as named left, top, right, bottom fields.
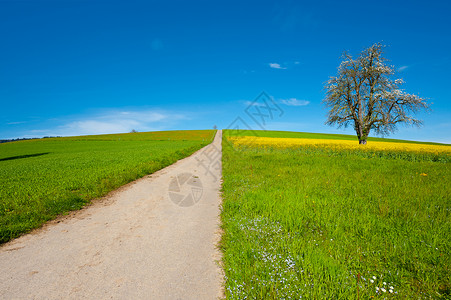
left=372, top=276, right=376, bottom=280
left=420, top=173, right=428, bottom=176
left=370, top=279, right=374, bottom=283
left=383, top=282, right=386, bottom=285
left=381, top=288, right=386, bottom=292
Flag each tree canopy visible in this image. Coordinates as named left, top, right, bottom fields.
left=323, top=43, right=430, bottom=144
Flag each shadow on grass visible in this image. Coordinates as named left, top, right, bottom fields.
left=0, top=152, right=51, bottom=162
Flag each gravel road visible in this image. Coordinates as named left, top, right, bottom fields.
left=0, top=130, right=223, bottom=299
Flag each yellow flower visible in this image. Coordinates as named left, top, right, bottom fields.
left=228, top=136, right=451, bottom=154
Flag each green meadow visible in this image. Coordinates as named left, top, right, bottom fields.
left=221, top=130, right=450, bottom=299
left=0, top=130, right=215, bottom=243
left=1, top=128, right=450, bottom=298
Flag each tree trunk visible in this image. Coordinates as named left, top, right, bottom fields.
left=355, top=125, right=367, bottom=145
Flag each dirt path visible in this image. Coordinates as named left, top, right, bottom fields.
left=0, top=131, right=223, bottom=299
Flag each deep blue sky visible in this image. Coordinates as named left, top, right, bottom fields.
left=1, top=0, right=450, bottom=143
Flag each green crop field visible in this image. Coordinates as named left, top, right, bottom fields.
left=221, top=130, right=450, bottom=299
left=0, top=130, right=215, bottom=244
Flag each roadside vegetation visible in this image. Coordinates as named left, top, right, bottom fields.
left=221, top=130, right=450, bottom=299
left=0, top=130, right=215, bottom=244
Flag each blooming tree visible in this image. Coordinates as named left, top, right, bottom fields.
left=323, top=43, right=430, bottom=144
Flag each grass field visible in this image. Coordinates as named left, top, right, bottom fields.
left=0, top=130, right=215, bottom=244
left=221, top=130, right=450, bottom=299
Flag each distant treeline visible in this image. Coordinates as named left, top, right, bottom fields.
left=0, top=136, right=62, bottom=143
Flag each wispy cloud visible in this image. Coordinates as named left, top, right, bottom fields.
left=7, top=121, right=26, bottom=125
left=269, top=61, right=300, bottom=69
left=280, top=98, right=310, bottom=106
left=398, top=65, right=408, bottom=72
left=269, top=63, right=286, bottom=69
left=25, top=110, right=187, bottom=137
left=243, top=100, right=267, bottom=107
left=243, top=97, right=309, bottom=108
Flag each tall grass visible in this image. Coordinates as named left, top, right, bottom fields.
left=221, top=132, right=450, bottom=299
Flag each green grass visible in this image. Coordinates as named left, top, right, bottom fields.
left=0, top=130, right=215, bottom=244
left=221, top=130, right=450, bottom=299
left=223, top=129, right=450, bottom=145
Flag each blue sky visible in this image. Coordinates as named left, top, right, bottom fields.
left=1, top=0, right=450, bottom=143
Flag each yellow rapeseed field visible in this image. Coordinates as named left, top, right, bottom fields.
left=229, top=136, right=451, bottom=154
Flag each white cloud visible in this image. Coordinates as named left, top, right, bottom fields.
left=243, top=100, right=267, bottom=107
left=269, top=63, right=286, bottom=69
left=26, top=110, right=187, bottom=137
left=280, top=98, right=310, bottom=106
left=398, top=65, right=408, bottom=72
left=7, top=121, right=26, bottom=125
